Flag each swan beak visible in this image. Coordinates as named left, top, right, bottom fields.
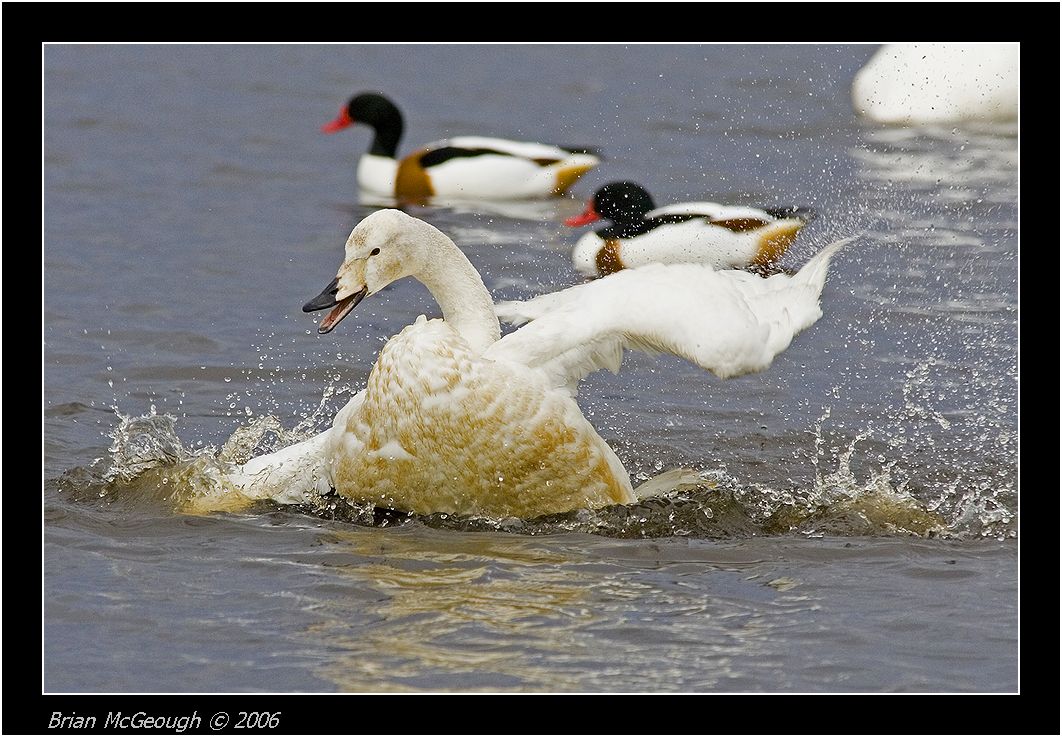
left=321, top=107, right=354, bottom=134
left=303, top=278, right=368, bottom=334
left=564, top=203, right=600, bottom=227
left=303, top=277, right=340, bottom=312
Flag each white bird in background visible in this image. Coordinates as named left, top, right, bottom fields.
left=852, top=43, right=1018, bottom=124
left=228, top=210, right=850, bottom=519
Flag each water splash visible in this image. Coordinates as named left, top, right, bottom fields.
left=53, top=397, right=1014, bottom=541
left=58, top=397, right=335, bottom=513
left=735, top=425, right=946, bottom=538
left=103, top=408, right=187, bottom=483
left=56, top=316, right=1016, bottom=549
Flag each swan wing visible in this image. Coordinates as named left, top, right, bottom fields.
left=227, top=390, right=367, bottom=503
left=489, top=237, right=852, bottom=391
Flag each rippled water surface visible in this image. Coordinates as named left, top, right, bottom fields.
left=43, top=44, right=1017, bottom=692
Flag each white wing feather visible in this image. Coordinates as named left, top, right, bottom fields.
left=646, top=201, right=776, bottom=221
left=227, top=390, right=366, bottom=501
left=439, top=136, right=592, bottom=161
left=489, top=238, right=852, bottom=392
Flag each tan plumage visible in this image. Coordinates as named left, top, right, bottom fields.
left=329, top=318, right=632, bottom=517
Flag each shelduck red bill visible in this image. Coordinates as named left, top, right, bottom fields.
left=321, top=107, right=354, bottom=134
left=565, top=204, right=601, bottom=227
left=303, top=277, right=368, bottom=334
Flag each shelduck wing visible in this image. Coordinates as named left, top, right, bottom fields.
left=432, top=136, right=597, bottom=164
left=408, top=137, right=599, bottom=199
left=646, top=202, right=775, bottom=221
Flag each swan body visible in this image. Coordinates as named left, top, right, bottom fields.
left=232, top=210, right=850, bottom=518
left=329, top=317, right=632, bottom=516
left=323, top=92, right=600, bottom=201
left=852, top=43, right=1018, bottom=124
left=567, top=182, right=813, bottom=277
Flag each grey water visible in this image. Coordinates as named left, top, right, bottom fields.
left=43, top=44, right=1017, bottom=692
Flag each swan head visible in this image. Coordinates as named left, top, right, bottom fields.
left=303, top=209, right=431, bottom=334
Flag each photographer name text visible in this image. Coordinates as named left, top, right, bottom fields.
left=48, top=710, right=281, bottom=731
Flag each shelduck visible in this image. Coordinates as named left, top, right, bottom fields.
left=322, top=91, right=600, bottom=201
left=566, top=182, right=814, bottom=277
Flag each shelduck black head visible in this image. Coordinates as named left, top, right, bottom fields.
left=565, top=181, right=656, bottom=227
left=321, top=92, right=404, bottom=157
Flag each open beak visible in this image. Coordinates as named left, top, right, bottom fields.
left=303, top=278, right=368, bottom=334
left=564, top=203, right=600, bottom=227
left=321, top=107, right=353, bottom=134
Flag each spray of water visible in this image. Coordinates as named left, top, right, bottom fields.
left=54, top=377, right=1013, bottom=541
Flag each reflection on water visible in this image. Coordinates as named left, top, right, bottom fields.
left=310, top=529, right=593, bottom=691
left=275, top=526, right=1013, bottom=692
left=358, top=190, right=586, bottom=224
left=300, top=527, right=802, bottom=692
left=853, top=124, right=1018, bottom=190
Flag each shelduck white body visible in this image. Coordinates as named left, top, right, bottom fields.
left=567, top=182, right=813, bottom=278
left=324, top=92, right=599, bottom=201
left=227, top=210, right=850, bottom=519
left=852, top=43, right=1019, bottom=124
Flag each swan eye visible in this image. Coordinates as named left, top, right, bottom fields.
left=370, top=248, right=381, bottom=256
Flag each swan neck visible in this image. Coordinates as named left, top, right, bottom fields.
left=415, top=233, right=501, bottom=353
